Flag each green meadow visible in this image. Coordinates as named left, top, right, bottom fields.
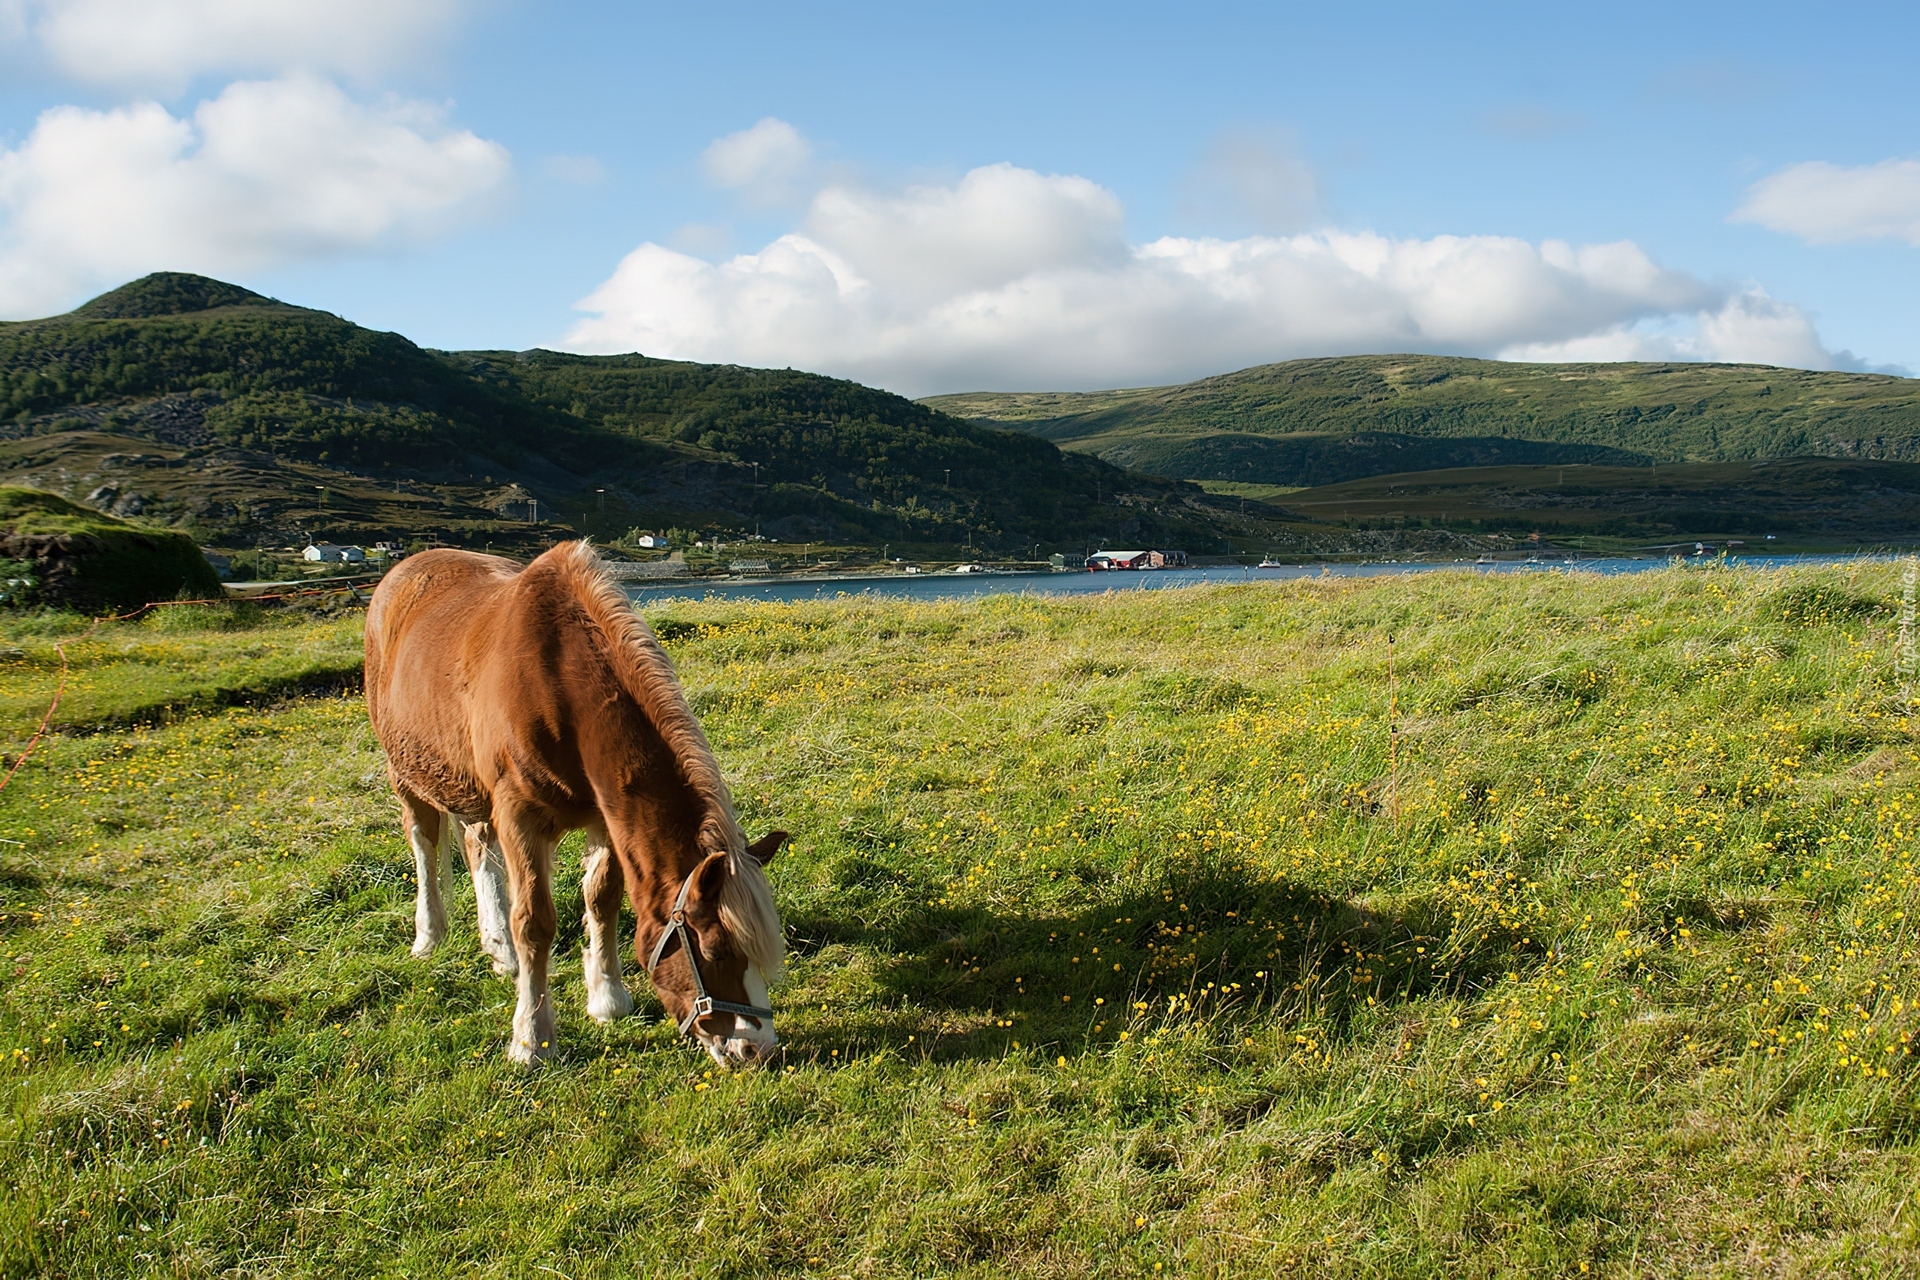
left=5, top=564, right=1920, bottom=1276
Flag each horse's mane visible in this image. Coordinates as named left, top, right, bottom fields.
left=555, top=541, right=784, bottom=980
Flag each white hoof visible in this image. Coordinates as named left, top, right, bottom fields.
left=410, top=930, right=442, bottom=959
left=505, top=1034, right=554, bottom=1066
left=585, top=982, right=635, bottom=1024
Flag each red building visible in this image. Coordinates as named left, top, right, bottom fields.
left=1085, top=549, right=1188, bottom=570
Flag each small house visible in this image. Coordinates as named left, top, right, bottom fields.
left=304, top=543, right=343, bottom=563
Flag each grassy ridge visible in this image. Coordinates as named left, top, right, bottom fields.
left=4, top=568, right=1920, bottom=1274
left=922, top=355, right=1920, bottom=487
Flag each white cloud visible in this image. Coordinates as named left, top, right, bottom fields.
left=1733, top=158, right=1920, bottom=246
left=0, top=75, right=510, bottom=318
left=1499, top=289, right=1854, bottom=369
left=807, top=163, right=1125, bottom=308
left=700, top=117, right=813, bottom=205
left=567, top=159, right=1854, bottom=395
left=13, top=0, right=461, bottom=90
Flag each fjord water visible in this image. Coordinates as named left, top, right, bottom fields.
left=625, top=554, right=1879, bottom=606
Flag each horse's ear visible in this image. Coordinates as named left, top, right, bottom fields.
left=691, top=850, right=731, bottom=912
left=746, top=830, right=788, bottom=865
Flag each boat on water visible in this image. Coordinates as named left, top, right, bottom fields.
left=951, top=562, right=986, bottom=574
left=1256, top=557, right=1285, bottom=568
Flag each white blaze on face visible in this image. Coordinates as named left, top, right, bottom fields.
left=695, top=967, right=777, bottom=1065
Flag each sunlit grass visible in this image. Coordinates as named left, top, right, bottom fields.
left=4, top=563, right=1920, bottom=1275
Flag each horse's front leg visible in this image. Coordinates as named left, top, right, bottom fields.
left=581, top=826, right=634, bottom=1023
left=497, top=805, right=559, bottom=1066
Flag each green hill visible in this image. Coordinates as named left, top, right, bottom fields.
left=922, top=355, right=1920, bottom=487
left=0, top=274, right=1248, bottom=557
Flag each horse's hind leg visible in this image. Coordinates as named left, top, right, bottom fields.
left=398, top=791, right=448, bottom=959
left=581, top=825, right=634, bottom=1023
left=462, top=821, right=518, bottom=977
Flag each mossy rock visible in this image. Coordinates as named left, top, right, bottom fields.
left=0, top=487, right=223, bottom=610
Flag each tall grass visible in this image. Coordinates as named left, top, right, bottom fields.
left=3, top=563, right=1919, bottom=1276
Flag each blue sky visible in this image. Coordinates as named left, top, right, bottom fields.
left=2, top=1, right=1917, bottom=394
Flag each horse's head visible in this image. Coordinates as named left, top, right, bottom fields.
left=646, top=829, right=787, bottom=1066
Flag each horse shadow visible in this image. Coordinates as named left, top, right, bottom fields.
left=759, top=851, right=1533, bottom=1065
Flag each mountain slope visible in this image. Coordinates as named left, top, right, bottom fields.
left=922, top=354, right=1920, bottom=487
left=0, top=274, right=1249, bottom=555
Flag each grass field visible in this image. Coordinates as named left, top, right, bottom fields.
left=5, top=564, right=1920, bottom=1276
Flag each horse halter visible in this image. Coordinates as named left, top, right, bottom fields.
left=644, top=860, right=776, bottom=1037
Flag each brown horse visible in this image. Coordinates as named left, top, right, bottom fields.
left=364, top=541, right=785, bottom=1066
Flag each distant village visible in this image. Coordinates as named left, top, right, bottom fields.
left=201, top=529, right=1198, bottom=585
